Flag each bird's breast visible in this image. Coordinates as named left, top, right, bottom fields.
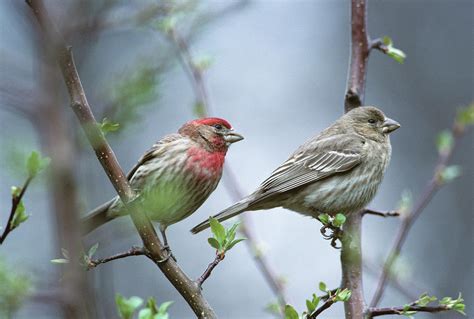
left=185, top=147, right=225, bottom=180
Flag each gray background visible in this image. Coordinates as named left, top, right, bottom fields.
left=1, top=0, right=472, bottom=318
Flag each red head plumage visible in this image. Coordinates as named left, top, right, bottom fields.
left=191, top=117, right=232, bottom=129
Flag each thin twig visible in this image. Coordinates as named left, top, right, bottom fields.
left=369, top=123, right=468, bottom=308
left=87, top=246, right=146, bottom=270
left=362, top=209, right=399, bottom=218
left=0, top=177, right=32, bottom=245
left=168, top=28, right=211, bottom=113
left=307, top=298, right=336, bottom=318
left=168, top=27, right=289, bottom=306
left=196, top=253, right=225, bottom=287
left=367, top=304, right=452, bottom=317
left=370, top=38, right=389, bottom=54
left=26, top=1, right=217, bottom=317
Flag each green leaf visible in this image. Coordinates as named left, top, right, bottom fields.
left=265, top=302, right=282, bottom=315
left=115, top=294, right=143, bottom=319
left=319, top=282, right=327, bottom=292
left=10, top=200, right=28, bottom=228
left=456, top=103, right=474, bottom=127
left=436, top=130, right=454, bottom=153
left=311, top=294, right=320, bottom=308
left=158, top=301, right=173, bottom=314
left=100, top=118, right=120, bottom=135
left=207, top=238, right=221, bottom=250
left=416, top=293, right=437, bottom=307
left=284, top=305, right=299, bottom=319
left=26, top=151, right=50, bottom=177
left=50, top=258, right=69, bottom=264
left=332, top=214, right=346, bottom=227
left=138, top=308, right=152, bottom=319
left=26, top=151, right=40, bottom=177
left=318, top=214, right=330, bottom=225
left=336, top=289, right=352, bottom=302
left=226, top=222, right=239, bottom=244
left=146, top=297, right=159, bottom=314
left=209, top=217, right=226, bottom=243
left=306, top=299, right=316, bottom=313
left=88, top=243, right=99, bottom=258
left=382, top=36, right=406, bottom=64
left=225, top=238, right=246, bottom=251
left=438, top=165, right=462, bottom=183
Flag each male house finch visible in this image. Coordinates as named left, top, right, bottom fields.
left=191, top=106, right=399, bottom=234
left=83, top=118, right=243, bottom=249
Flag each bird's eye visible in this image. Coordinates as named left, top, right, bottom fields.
left=213, top=124, right=223, bottom=130
left=368, top=119, right=376, bottom=124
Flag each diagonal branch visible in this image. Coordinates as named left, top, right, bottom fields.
left=167, top=27, right=289, bottom=306
left=25, top=1, right=216, bottom=317
left=308, top=298, right=336, bottom=319
left=0, top=177, right=32, bottom=245
left=369, top=122, right=469, bottom=308
left=196, top=252, right=225, bottom=287
left=86, top=246, right=146, bottom=270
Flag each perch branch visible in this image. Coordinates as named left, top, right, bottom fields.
left=168, top=27, right=289, bottom=306
left=340, top=0, right=375, bottom=317
left=367, top=303, right=453, bottom=317
left=86, top=246, right=146, bottom=270
left=369, top=122, right=469, bottom=307
left=0, top=177, right=32, bottom=245
left=26, top=1, right=217, bottom=317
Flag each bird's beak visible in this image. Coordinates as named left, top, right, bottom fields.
left=382, top=117, right=401, bottom=134
left=223, top=130, right=244, bottom=144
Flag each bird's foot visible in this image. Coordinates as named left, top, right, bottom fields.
left=157, top=245, right=177, bottom=263
left=320, top=225, right=343, bottom=249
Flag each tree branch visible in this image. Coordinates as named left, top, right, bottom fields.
left=26, top=1, right=217, bottom=317
left=196, top=253, right=225, bottom=287
left=86, top=246, right=146, bottom=270
left=369, top=122, right=469, bottom=308
left=340, top=212, right=365, bottom=318
left=344, top=0, right=370, bottom=112
left=308, top=298, right=336, bottom=318
left=0, top=177, right=32, bottom=245
left=167, top=27, right=289, bottom=306
left=367, top=304, right=452, bottom=317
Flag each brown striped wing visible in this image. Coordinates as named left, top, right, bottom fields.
left=256, top=134, right=363, bottom=199
left=126, top=133, right=182, bottom=180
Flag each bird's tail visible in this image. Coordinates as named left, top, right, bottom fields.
left=81, top=198, right=117, bottom=234
left=191, top=198, right=252, bottom=234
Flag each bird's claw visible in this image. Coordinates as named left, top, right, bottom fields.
left=157, top=245, right=177, bottom=263
left=320, top=225, right=343, bottom=249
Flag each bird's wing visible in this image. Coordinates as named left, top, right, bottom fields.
left=126, top=133, right=183, bottom=180
left=256, top=134, right=364, bottom=198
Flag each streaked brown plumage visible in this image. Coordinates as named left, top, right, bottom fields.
left=191, top=106, right=400, bottom=234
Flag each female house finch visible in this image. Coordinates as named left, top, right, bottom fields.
left=83, top=118, right=243, bottom=249
left=191, top=106, right=400, bottom=234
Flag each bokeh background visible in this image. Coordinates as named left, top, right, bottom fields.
left=1, top=0, right=472, bottom=318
